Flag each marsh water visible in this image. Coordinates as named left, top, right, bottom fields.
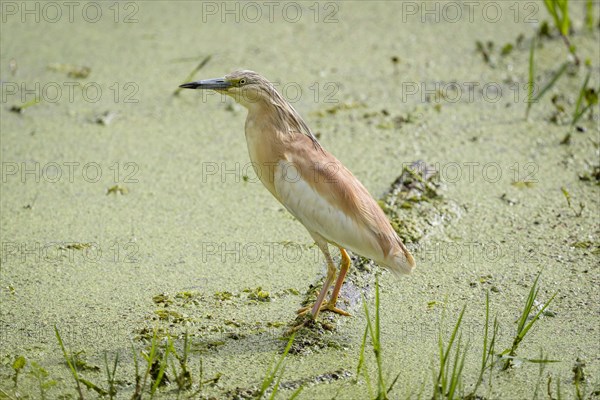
left=1, top=1, right=599, bottom=398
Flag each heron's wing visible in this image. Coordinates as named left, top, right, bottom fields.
left=273, top=135, right=401, bottom=265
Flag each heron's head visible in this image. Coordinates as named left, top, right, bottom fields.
left=180, top=69, right=322, bottom=149
left=179, top=70, right=276, bottom=109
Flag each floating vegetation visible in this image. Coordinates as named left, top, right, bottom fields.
left=511, top=181, right=536, bottom=189
left=375, top=110, right=419, bottom=129
left=561, top=186, right=585, bottom=217
left=500, top=43, right=514, bottom=56
left=2, top=271, right=577, bottom=399
left=106, top=185, right=128, bottom=195
left=47, top=63, right=91, bottom=79
left=550, top=94, right=569, bottom=125
left=214, top=290, right=235, bottom=301
left=95, top=110, right=118, bottom=126
left=9, top=98, right=40, bottom=114
left=313, top=101, right=365, bottom=117
left=244, top=286, right=271, bottom=302
left=475, top=40, right=494, bottom=65
left=152, top=292, right=173, bottom=306
left=11, top=355, right=26, bottom=387
left=571, top=240, right=600, bottom=256
left=28, top=361, right=58, bottom=399
left=61, top=242, right=92, bottom=251
left=475, top=37, right=520, bottom=66
left=380, top=161, right=457, bottom=244
left=578, top=163, right=600, bottom=184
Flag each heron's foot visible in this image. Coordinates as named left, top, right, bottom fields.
left=295, top=305, right=312, bottom=316
left=296, top=301, right=351, bottom=317
left=286, top=313, right=335, bottom=336
left=286, top=314, right=314, bottom=334
left=321, top=301, right=351, bottom=316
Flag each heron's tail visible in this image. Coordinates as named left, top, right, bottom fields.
left=383, top=243, right=416, bottom=277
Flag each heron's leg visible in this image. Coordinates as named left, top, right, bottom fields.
left=309, top=257, right=337, bottom=319
left=320, top=248, right=351, bottom=316
left=297, top=242, right=336, bottom=319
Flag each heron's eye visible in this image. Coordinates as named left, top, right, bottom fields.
left=239, top=79, right=246, bottom=85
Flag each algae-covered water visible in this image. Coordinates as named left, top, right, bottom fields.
left=1, top=1, right=599, bottom=399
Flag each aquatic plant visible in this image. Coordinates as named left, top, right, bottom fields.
left=256, top=333, right=303, bottom=399
left=571, top=69, right=598, bottom=127
left=500, top=272, right=557, bottom=370
left=525, top=36, right=569, bottom=119
left=356, top=277, right=400, bottom=400
left=432, top=305, right=467, bottom=400
left=466, top=291, right=499, bottom=399
left=542, top=0, right=579, bottom=64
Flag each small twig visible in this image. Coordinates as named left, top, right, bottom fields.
left=173, top=55, right=212, bottom=96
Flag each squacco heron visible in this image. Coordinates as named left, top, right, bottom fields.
left=180, top=70, right=415, bottom=321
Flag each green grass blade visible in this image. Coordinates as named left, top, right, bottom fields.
left=516, top=287, right=538, bottom=336
left=356, top=320, right=369, bottom=381
left=558, top=0, right=570, bottom=35
left=526, top=37, right=536, bottom=119
left=532, top=62, right=569, bottom=103
left=515, top=272, right=542, bottom=337
left=104, top=351, right=119, bottom=399
left=268, top=364, right=286, bottom=400
left=257, top=333, right=295, bottom=398
left=571, top=71, right=598, bottom=127
left=503, top=272, right=557, bottom=369
left=585, top=0, right=594, bottom=30
left=258, top=363, right=275, bottom=396
left=526, top=358, right=561, bottom=364
left=150, top=340, right=170, bottom=396
left=469, top=291, right=492, bottom=397
left=518, top=291, right=557, bottom=341
left=442, top=307, right=465, bottom=369
left=79, top=377, right=108, bottom=396
left=446, top=335, right=462, bottom=399
left=131, top=340, right=141, bottom=399
left=142, top=330, right=159, bottom=395
left=363, top=296, right=376, bottom=347
left=543, top=0, right=561, bottom=33
left=288, top=385, right=304, bottom=400
left=434, top=305, right=466, bottom=399
left=573, top=71, right=591, bottom=120
left=54, top=326, right=84, bottom=400
left=387, top=372, right=401, bottom=395
left=487, top=318, right=499, bottom=389
left=481, top=291, right=490, bottom=371
left=374, top=277, right=386, bottom=399
left=0, top=387, right=18, bottom=400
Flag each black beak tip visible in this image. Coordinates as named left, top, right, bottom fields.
left=179, top=82, right=199, bottom=89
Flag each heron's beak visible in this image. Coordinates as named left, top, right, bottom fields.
left=179, top=77, right=231, bottom=90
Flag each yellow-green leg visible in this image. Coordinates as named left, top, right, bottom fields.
left=297, top=246, right=351, bottom=319
left=320, top=247, right=351, bottom=316
left=297, top=241, right=336, bottom=318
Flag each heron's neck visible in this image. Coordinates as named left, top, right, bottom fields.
left=244, top=100, right=290, bottom=141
